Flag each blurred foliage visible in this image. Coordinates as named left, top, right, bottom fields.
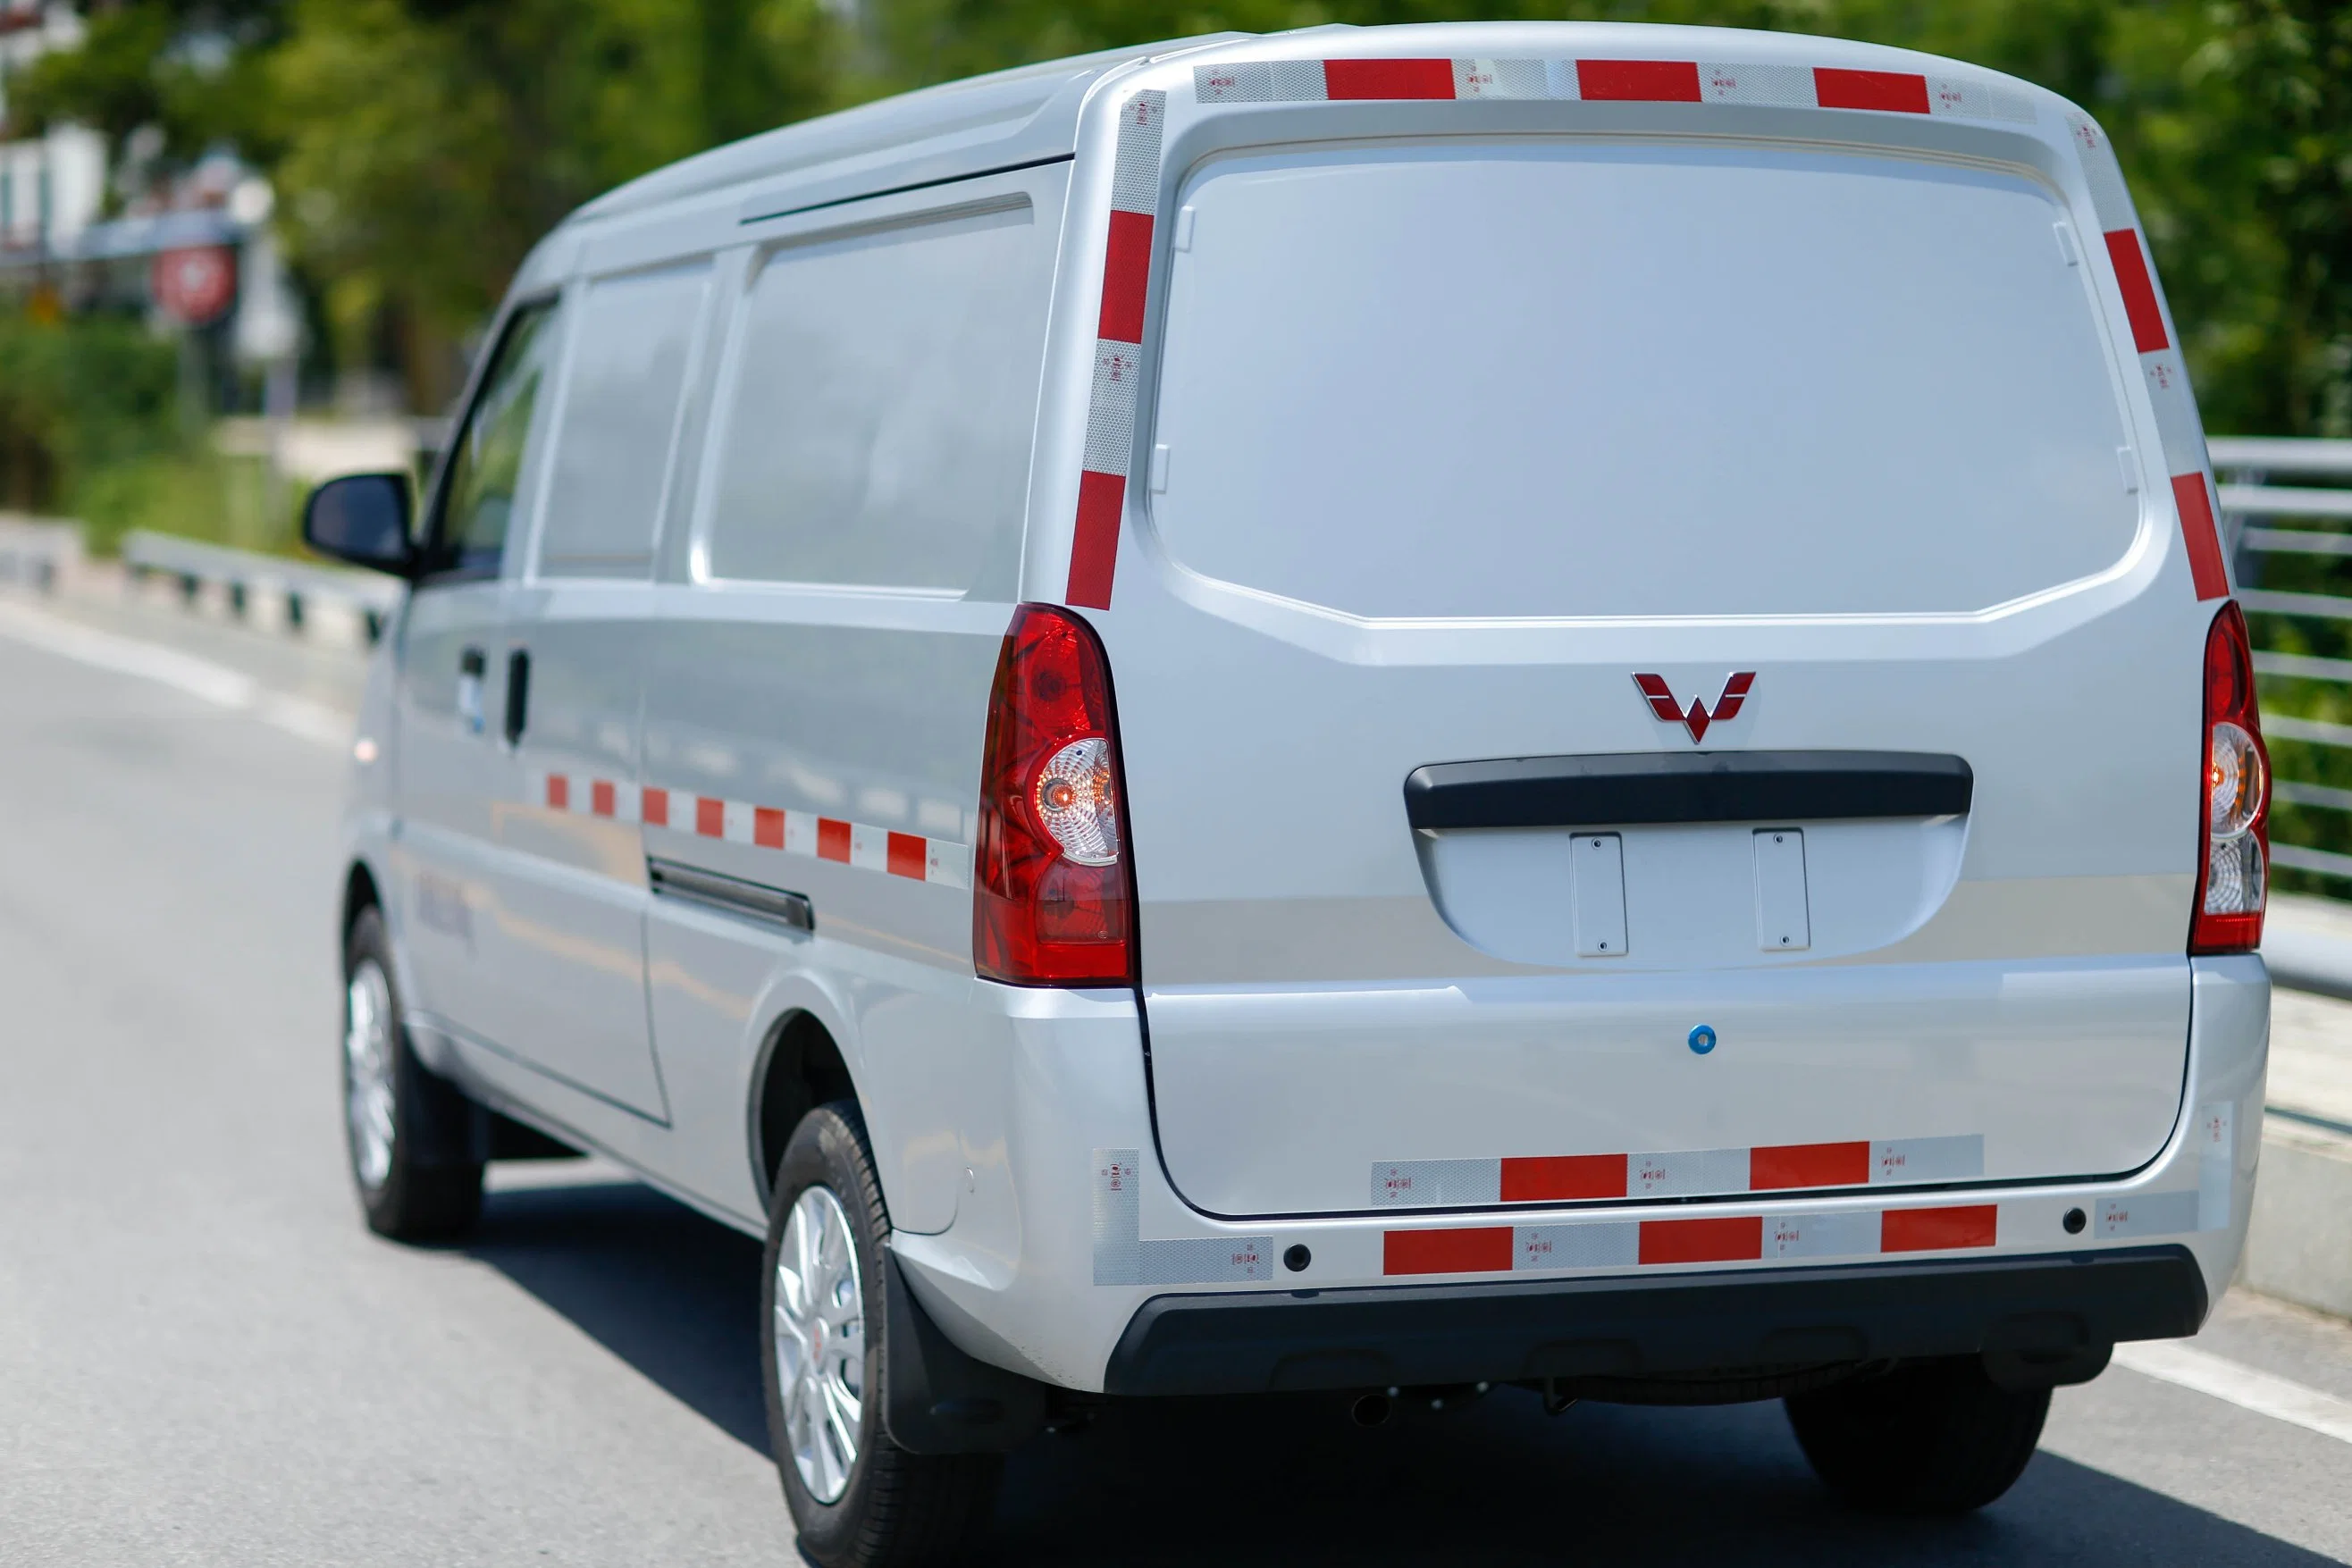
left=0, top=314, right=177, bottom=529
left=0, top=314, right=284, bottom=553
left=8, top=0, right=848, bottom=410
left=72, top=446, right=297, bottom=557
left=3, top=2, right=285, bottom=177
left=263, top=0, right=845, bottom=407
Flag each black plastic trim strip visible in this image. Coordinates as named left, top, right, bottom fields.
left=1404, top=750, right=1974, bottom=831
left=739, top=153, right=1074, bottom=226
left=1105, top=1245, right=2204, bottom=1397
left=647, top=857, right=813, bottom=933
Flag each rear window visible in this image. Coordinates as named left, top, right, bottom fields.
left=1149, top=142, right=2139, bottom=620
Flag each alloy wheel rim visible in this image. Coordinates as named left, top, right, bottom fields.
left=344, top=960, right=397, bottom=1191
left=773, top=1185, right=866, bottom=1503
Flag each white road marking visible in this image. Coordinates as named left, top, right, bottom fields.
left=2113, top=1339, right=2352, bottom=1446
left=0, top=595, right=348, bottom=749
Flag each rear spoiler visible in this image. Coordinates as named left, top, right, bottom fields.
left=1404, top=751, right=1972, bottom=831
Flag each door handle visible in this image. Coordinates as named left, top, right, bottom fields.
left=458, top=646, right=487, bottom=734
left=504, top=649, right=531, bottom=747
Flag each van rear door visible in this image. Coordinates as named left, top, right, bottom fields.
left=1097, top=129, right=2205, bottom=1220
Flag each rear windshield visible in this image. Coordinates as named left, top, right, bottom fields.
left=1149, top=141, right=2138, bottom=620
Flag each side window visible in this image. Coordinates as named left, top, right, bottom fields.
left=536, top=262, right=709, bottom=577
left=703, top=198, right=1053, bottom=592
left=432, top=299, right=564, bottom=579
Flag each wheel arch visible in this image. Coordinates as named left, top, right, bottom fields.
left=341, top=858, right=384, bottom=943
left=748, top=1008, right=858, bottom=1212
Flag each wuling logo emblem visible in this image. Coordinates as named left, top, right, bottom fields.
left=1634, top=672, right=1756, bottom=744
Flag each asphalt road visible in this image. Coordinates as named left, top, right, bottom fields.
left=3, top=588, right=2350, bottom=1566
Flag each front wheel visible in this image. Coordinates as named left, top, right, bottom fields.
left=1785, top=1356, right=2050, bottom=1514
left=762, top=1103, right=999, bottom=1567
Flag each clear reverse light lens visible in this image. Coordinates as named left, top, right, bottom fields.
left=2205, top=833, right=2265, bottom=916
left=1032, top=736, right=1119, bottom=866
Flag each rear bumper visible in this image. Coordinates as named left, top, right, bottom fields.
left=896, top=955, right=2268, bottom=1395
left=1104, top=1245, right=2205, bottom=1396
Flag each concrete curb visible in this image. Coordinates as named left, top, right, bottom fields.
left=2243, top=1114, right=2352, bottom=1321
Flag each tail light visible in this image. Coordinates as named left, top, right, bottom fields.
left=974, top=605, right=1136, bottom=987
left=2191, top=601, right=2268, bottom=953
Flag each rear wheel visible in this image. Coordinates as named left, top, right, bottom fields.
left=763, top=1103, right=999, bottom=1566
left=341, top=907, right=483, bottom=1240
left=1785, top=1356, right=2050, bottom=1514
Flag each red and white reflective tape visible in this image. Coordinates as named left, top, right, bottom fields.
left=1092, top=1148, right=1273, bottom=1286
left=1373, top=1133, right=1981, bottom=1208
left=1064, top=89, right=1165, bottom=612
left=531, top=771, right=970, bottom=889
left=1384, top=1201, right=2003, bottom=1277
left=1191, top=55, right=2037, bottom=122
left=1379, top=1101, right=2238, bottom=1277
left=2065, top=112, right=2226, bottom=600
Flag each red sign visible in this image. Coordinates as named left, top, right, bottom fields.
left=152, top=245, right=237, bottom=326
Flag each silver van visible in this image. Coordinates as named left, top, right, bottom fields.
left=305, top=21, right=2270, bottom=1563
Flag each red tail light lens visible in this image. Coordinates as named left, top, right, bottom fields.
left=974, top=605, right=1136, bottom=987
left=2191, top=601, right=2268, bottom=953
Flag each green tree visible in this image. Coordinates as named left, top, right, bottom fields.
left=11, top=0, right=849, bottom=411
left=3, top=2, right=286, bottom=184
left=265, top=0, right=846, bottom=409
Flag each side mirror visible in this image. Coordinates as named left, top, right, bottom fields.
left=303, top=472, right=416, bottom=576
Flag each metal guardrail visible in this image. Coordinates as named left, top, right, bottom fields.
left=2213, top=438, right=2352, bottom=885
left=0, top=515, right=85, bottom=593
left=120, top=530, right=405, bottom=644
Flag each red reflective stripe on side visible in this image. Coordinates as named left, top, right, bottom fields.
left=1812, top=67, right=1929, bottom=113
left=1097, top=210, right=1155, bottom=345
left=1637, top=1214, right=1762, bottom=1265
left=696, top=796, right=725, bottom=837
left=1880, top=1203, right=1998, bottom=1253
left=1066, top=469, right=1126, bottom=609
left=1323, top=57, right=1455, bottom=100
left=754, top=807, right=785, bottom=850
left=1576, top=59, right=1701, bottom=102
left=1750, top=1141, right=1871, bottom=1191
left=641, top=787, right=668, bottom=828
left=818, top=818, right=853, bottom=863
left=1499, top=1153, right=1629, bottom=1203
left=545, top=774, right=568, bottom=810
left=2104, top=230, right=2171, bottom=353
left=886, top=832, right=928, bottom=879
left=591, top=779, right=616, bottom=818
left=1383, top=1227, right=1514, bottom=1276
left=2173, top=473, right=2230, bottom=600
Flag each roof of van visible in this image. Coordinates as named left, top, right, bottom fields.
left=558, top=21, right=2049, bottom=239
left=569, top=32, right=1253, bottom=227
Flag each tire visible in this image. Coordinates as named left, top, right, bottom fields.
left=1785, top=1355, right=2051, bottom=1514
left=762, top=1102, right=1000, bottom=1567
left=341, top=906, right=483, bottom=1240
